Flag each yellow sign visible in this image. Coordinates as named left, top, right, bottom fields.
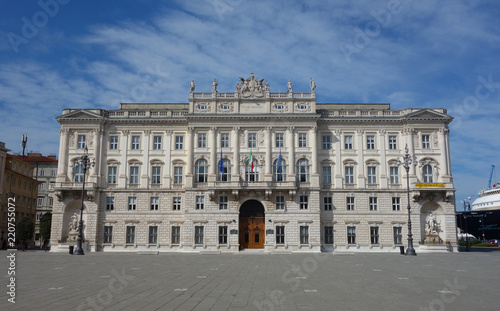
left=415, top=183, right=445, bottom=187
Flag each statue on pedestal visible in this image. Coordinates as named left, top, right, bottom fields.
left=189, top=80, right=195, bottom=93
left=287, top=80, right=293, bottom=92
left=69, top=212, right=79, bottom=232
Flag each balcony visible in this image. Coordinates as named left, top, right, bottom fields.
left=207, top=180, right=296, bottom=190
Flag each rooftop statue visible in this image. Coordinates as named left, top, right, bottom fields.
left=237, top=73, right=266, bottom=98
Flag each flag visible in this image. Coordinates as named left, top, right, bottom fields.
left=219, top=148, right=224, bottom=173
left=277, top=149, right=282, bottom=173
left=248, top=149, right=253, bottom=172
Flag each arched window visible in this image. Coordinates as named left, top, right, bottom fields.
left=245, top=159, right=259, bottom=182
left=297, top=159, right=310, bottom=183
left=218, top=159, right=231, bottom=182
left=273, top=158, right=287, bottom=182
left=73, top=164, right=84, bottom=182
left=195, top=159, right=208, bottom=183
left=423, top=164, right=433, bottom=182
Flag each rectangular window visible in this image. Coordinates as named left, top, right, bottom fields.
left=298, top=133, right=307, bottom=148
left=106, top=196, right=114, bottom=211
left=40, top=169, right=45, bottom=176
left=126, top=226, right=135, bottom=244
left=195, top=226, right=204, bottom=244
left=322, top=166, right=332, bottom=184
left=150, top=197, right=159, bottom=211
left=151, top=166, right=161, bottom=184
left=300, top=226, right=309, bottom=244
left=173, top=197, right=181, bottom=210
left=198, top=133, right=207, bottom=148
left=218, top=226, right=228, bottom=244
left=390, top=166, right=399, bottom=184
left=219, top=196, right=228, bottom=210
left=153, top=136, right=162, bottom=150
left=322, top=135, right=331, bottom=150
left=345, top=135, right=353, bottom=149
left=131, top=136, right=140, bottom=150
left=109, top=136, right=118, bottom=150
left=220, top=133, right=229, bottom=148
left=347, top=226, right=356, bottom=244
left=389, top=136, right=397, bottom=150
left=129, top=166, right=139, bottom=184
left=37, top=197, right=43, bottom=207
left=196, top=196, right=205, bottom=210
left=275, top=133, right=284, bottom=148
left=48, top=197, right=53, bottom=206
left=345, top=166, right=354, bottom=184
left=299, top=195, right=308, bottom=210
left=324, top=196, right=333, bottom=211
left=276, top=226, right=285, bottom=244
left=392, top=197, right=401, bottom=211
left=77, top=135, right=86, bottom=149
left=369, top=197, right=378, bottom=211
left=367, top=166, right=377, bottom=184
left=370, top=227, right=379, bottom=244
left=103, top=226, right=113, bottom=244
left=171, top=226, right=180, bottom=244
left=324, top=226, right=333, bottom=244
left=248, top=133, right=257, bottom=148
left=276, top=196, right=285, bottom=210
left=366, top=135, right=375, bottom=150
left=108, top=166, right=117, bottom=184
left=175, top=136, right=184, bottom=150
left=422, top=135, right=430, bottom=149
left=149, top=226, right=158, bottom=244
left=128, top=197, right=137, bottom=210
left=174, top=166, right=183, bottom=184
left=393, top=227, right=403, bottom=244
left=346, top=197, right=355, bottom=211
left=51, top=170, right=56, bottom=177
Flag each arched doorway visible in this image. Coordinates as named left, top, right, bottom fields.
left=239, top=200, right=265, bottom=249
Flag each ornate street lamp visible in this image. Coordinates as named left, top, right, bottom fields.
left=397, top=144, right=418, bottom=256
left=73, top=147, right=95, bottom=255
left=462, top=201, right=471, bottom=252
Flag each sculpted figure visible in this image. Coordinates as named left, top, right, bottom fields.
left=190, top=80, right=195, bottom=92
left=70, top=212, right=78, bottom=232
left=310, top=79, right=316, bottom=92
left=212, top=78, right=218, bottom=92
left=287, top=80, right=293, bottom=92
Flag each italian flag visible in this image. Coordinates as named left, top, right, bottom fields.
left=249, top=150, right=254, bottom=172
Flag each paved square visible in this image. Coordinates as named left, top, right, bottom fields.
left=2, top=250, right=499, bottom=311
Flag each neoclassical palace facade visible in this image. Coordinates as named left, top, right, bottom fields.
left=50, top=74, right=457, bottom=253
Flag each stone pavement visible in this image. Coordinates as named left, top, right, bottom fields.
left=1, top=250, right=499, bottom=311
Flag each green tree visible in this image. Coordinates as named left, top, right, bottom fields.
left=39, top=213, right=52, bottom=250
left=17, top=216, right=34, bottom=250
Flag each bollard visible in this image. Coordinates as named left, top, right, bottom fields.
left=69, top=245, right=74, bottom=255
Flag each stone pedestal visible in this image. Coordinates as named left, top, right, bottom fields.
left=68, top=231, right=79, bottom=243
left=424, top=233, right=442, bottom=245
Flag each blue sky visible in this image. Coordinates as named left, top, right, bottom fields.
left=1, top=0, right=499, bottom=209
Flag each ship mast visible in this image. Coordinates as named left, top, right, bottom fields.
left=488, top=165, right=495, bottom=188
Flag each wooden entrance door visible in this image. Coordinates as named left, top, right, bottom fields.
left=239, top=217, right=265, bottom=249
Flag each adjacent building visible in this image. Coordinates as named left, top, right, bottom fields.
left=50, top=74, right=457, bottom=253
left=1, top=149, right=39, bottom=248
left=20, top=152, right=58, bottom=246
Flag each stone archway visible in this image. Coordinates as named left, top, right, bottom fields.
left=239, top=200, right=265, bottom=249
left=420, top=201, right=444, bottom=244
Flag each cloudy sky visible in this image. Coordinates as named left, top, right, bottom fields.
left=1, top=0, right=499, bottom=209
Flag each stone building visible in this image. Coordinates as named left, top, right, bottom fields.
left=50, top=74, right=456, bottom=253
left=1, top=150, right=39, bottom=247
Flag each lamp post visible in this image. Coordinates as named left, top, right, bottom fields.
left=397, top=144, right=417, bottom=256
left=462, top=201, right=471, bottom=252
left=73, top=147, right=95, bottom=255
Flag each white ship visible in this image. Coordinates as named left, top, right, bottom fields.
left=471, top=165, right=500, bottom=211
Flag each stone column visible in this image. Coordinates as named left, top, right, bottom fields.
left=444, top=128, right=452, bottom=177
left=356, top=129, right=365, bottom=188
left=310, top=126, right=319, bottom=187
left=142, top=130, right=151, bottom=188
left=119, top=130, right=129, bottom=188
left=57, top=128, right=69, bottom=180
left=438, top=128, right=450, bottom=181
left=209, top=127, right=217, bottom=182
left=334, top=130, right=343, bottom=186
left=164, top=130, right=172, bottom=187
left=404, top=128, right=416, bottom=177
left=232, top=127, right=240, bottom=181
left=287, top=126, right=295, bottom=180
left=379, top=129, right=388, bottom=188
left=91, top=128, right=101, bottom=178
left=265, top=127, right=272, bottom=180
left=185, top=127, right=194, bottom=188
